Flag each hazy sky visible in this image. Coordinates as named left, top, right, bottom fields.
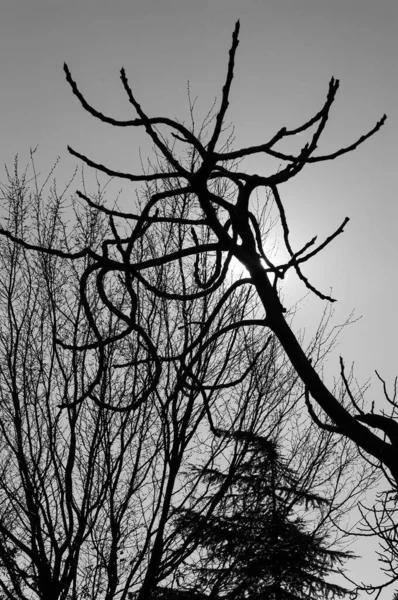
left=0, top=0, right=397, bottom=594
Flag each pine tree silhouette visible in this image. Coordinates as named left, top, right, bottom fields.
left=174, top=431, right=353, bottom=599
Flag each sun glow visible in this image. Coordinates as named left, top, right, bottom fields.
left=228, top=248, right=292, bottom=289
left=228, top=238, right=288, bottom=277
left=229, top=255, right=250, bottom=278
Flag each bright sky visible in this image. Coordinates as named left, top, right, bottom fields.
left=0, top=0, right=397, bottom=595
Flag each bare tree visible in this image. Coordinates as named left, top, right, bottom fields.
left=340, top=372, right=398, bottom=598
left=0, top=18, right=392, bottom=597
left=0, top=146, right=372, bottom=600
left=31, top=22, right=392, bottom=479
left=0, top=155, right=276, bottom=599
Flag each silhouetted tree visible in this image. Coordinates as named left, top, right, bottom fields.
left=0, top=17, right=391, bottom=598
left=0, top=155, right=295, bottom=599
left=172, top=430, right=353, bottom=600
left=0, top=154, right=367, bottom=599
left=0, top=21, right=386, bottom=481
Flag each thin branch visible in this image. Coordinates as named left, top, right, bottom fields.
left=339, top=357, right=364, bottom=416
left=263, top=115, right=387, bottom=164
left=120, top=68, right=189, bottom=174
left=0, top=226, right=99, bottom=261
left=68, top=145, right=180, bottom=182
left=271, top=184, right=336, bottom=302
left=305, top=388, right=341, bottom=434
left=130, top=243, right=223, bottom=272
left=294, top=217, right=350, bottom=266
left=64, top=62, right=206, bottom=157
left=375, top=370, right=398, bottom=408
left=76, top=190, right=208, bottom=225
left=207, top=20, right=240, bottom=156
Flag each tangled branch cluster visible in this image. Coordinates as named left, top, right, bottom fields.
left=0, top=21, right=395, bottom=488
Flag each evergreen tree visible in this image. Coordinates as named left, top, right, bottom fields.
left=174, top=431, right=353, bottom=600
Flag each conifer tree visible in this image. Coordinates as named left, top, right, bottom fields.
left=174, top=431, right=353, bottom=600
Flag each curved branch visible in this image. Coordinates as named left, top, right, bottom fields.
left=120, top=68, right=189, bottom=175
left=68, top=145, right=180, bottom=182
left=64, top=62, right=207, bottom=157
left=0, top=227, right=99, bottom=261
left=131, top=242, right=223, bottom=272
left=264, top=115, right=387, bottom=164
left=76, top=190, right=208, bottom=225
left=271, top=184, right=336, bottom=302
left=185, top=334, right=272, bottom=391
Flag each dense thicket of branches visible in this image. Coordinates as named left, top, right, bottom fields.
left=0, top=18, right=394, bottom=599
left=0, top=156, right=368, bottom=599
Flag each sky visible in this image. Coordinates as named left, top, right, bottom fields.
left=0, top=0, right=397, bottom=595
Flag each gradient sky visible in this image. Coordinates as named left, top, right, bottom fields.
left=0, top=0, right=397, bottom=595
